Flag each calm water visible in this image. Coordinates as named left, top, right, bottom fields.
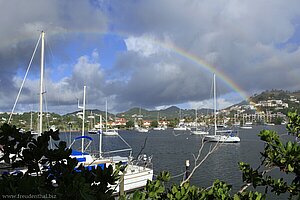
left=60, top=125, right=290, bottom=199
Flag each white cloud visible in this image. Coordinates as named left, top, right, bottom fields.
left=189, top=97, right=238, bottom=110
left=124, top=35, right=167, bottom=57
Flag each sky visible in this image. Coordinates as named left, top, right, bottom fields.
left=1, top=0, right=300, bottom=114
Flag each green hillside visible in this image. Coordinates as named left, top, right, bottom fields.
left=2, top=89, right=299, bottom=130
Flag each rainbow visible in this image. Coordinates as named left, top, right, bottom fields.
left=149, top=38, right=250, bottom=101
left=47, top=30, right=251, bottom=102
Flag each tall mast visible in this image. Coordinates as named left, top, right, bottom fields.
left=213, top=73, right=217, bottom=135
left=82, top=86, right=86, bottom=152
left=78, top=86, right=86, bottom=153
left=30, top=111, right=33, bottom=131
left=99, top=114, right=102, bottom=158
left=39, top=31, right=45, bottom=136
left=105, top=99, right=108, bottom=132
left=195, top=108, right=198, bottom=131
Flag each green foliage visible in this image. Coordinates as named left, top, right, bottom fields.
left=126, top=120, right=135, bottom=128
left=239, top=111, right=300, bottom=199
left=0, top=123, right=119, bottom=199
left=150, top=120, right=159, bottom=128
left=126, top=172, right=265, bottom=200
left=286, top=111, right=300, bottom=137
left=273, top=116, right=284, bottom=125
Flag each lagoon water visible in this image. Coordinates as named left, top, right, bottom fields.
left=60, top=125, right=290, bottom=199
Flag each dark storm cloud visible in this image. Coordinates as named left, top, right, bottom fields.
left=102, top=0, right=300, bottom=95
left=2, top=0, right=300, bottom=114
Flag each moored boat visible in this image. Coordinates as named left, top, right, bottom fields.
left=71, top=86, right=153, bottom=193
left=204, top=74, right=240, bottom=143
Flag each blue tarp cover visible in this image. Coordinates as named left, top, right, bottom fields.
left=74, top=136, right=93, bottom=141
left=71, top=150, right=89, bottom=156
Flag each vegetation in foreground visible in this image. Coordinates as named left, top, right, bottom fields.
left=0, top=112, right=300, bottom=199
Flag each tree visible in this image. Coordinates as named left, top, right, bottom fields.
left=150, top=120, right=158, bottom=128
left=273, top=116, right=283, bottom=125
left=238, top=111, right=300, bottom=199
left=0, top=124, right=121, bottom=199
left=168, top=118, right=178, bottom=128
left=126, top=120, right=135, bottom=128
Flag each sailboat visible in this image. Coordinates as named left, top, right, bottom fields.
left=70, top=86, right=153, bottom=193
left=153, top=112, right=166, bottom=130
left=88, top=111, right=99, bottom=134
left=8, top=31, right=48, bottom=136
left=102, top=100, right=119, bottom=136
left=135, top=125, right=149, bottom=133
left=191, top=109, right=209, bottom=135
left=174, top=109, right=190, bottom=131
left=134, top=107, right=149, bottom=133
left=88, top=113, right=103, bottom=134
left=204, top=74, right=240, bottom=143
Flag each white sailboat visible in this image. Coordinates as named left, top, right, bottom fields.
left=88, top=111, right=99, bottom=134
left=88, top=113, right=104, bottom=134
left=8, top=31, right=47, bottom=136
left=71, top=86, right=153, bottom=193
left=134, top=107, right=149, bottom=133
left=191, top=109, right=209, bottom=135
left=102, top=100, right=119, bottom=136
left=135, top=125, right=149, bottom=133
left=174, top=109, right=190, bottom=131
left=103, top=128, right=119, bottom=136
left=153, top=112, right=166, bottom=130
left=204, top=74, right=240, bottom=143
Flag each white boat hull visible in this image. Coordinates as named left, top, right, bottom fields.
left=174, top=127, right=187, bottom=131
left=113, top=165, right=153, bottom=194
left=136, top=128, right=149, bottom=133
left=204, top=135, right=240, bottom=143
left=240, top=126, right=252, bottom=129
left=191, top=130, right=209, bottom=135
left=71, top=152, right=153, bottom=194
left=103, top=130, right=119, bottom=136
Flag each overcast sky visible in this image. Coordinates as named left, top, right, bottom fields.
left=1, top=0, right=300, bottom=114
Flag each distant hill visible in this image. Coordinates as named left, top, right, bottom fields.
left=116, top=106, right=213, bottom=120
left=64, top=109, right=107, bottom=117
left=241, top=89, right=300, bottom=114
left=3, top=89, right=299, bottom=129
left=250, top=90, right=294, bottom=102
left=248, top=90, right=300, bottom=103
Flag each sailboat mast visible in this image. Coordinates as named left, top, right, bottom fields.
left=195, top=108, right=198, bottom=131
left=82, top=86, right=86, bottom=153
left=30, top=111, right=33, bottom=131
left=213, top=73, right=217, bottom=135
left=39, top=31, right=45, bottom=136
left=105, top=99, right=108, bottom=132
left=99, top=114, right=102, bottom=158
left=179, top=109, right=181, bottom=120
